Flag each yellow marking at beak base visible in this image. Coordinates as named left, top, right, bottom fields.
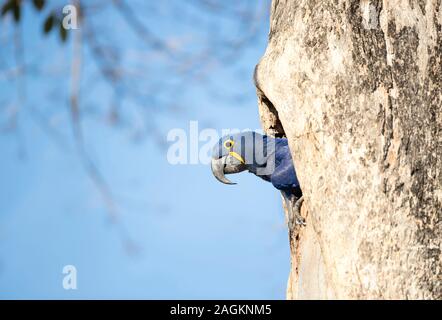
left=229, top=151, right=245, bottom=164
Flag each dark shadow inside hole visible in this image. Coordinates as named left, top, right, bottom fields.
left=258, top=93, right=286, bottom=139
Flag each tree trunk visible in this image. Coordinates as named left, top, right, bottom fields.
left=255, top=0, right=441, bottom=299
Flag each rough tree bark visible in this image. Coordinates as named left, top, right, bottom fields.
left=255, top=0, right=441, bottom=299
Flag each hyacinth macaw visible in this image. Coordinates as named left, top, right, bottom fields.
left=211, top=131, right=305, bottom=229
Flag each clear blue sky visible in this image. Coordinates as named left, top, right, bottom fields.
left=0, top=1, right=290, bottom=299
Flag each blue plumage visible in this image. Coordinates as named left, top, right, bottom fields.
left=270, top=138, right=301, bottom=193
left=211, top=132, right=301, bottom=195
left=211, top=131, right=305, bottom=229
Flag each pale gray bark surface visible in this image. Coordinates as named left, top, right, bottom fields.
left=255, top=0, right=441, bottom=299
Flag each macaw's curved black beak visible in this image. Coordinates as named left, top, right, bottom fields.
left=211, top=155, right=246, bottom=185
left=211, top=156, right=236, bottom=185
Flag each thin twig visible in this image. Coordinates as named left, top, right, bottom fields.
left=11, top=21, right=27, bottom=159
left=112, top=0, right=173, bottom=56
left=70, top=0, right=118, bottom=221
left=70, top=1, right=138, bottom=254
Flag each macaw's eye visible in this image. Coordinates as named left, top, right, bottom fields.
left=224, top=140, right=234, bottom=149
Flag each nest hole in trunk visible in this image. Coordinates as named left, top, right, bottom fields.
left=257, top=90, right=286, bottom=138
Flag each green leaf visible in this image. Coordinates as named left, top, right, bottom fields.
left=32, top=0, right=45, bottom=11
left=43, top=13, right=54, bottom=34
left=1, top=0, right=13, bottom=18
left=59, top=22, right=68, bottom=42
left=12, top=1, right=20, bottom=22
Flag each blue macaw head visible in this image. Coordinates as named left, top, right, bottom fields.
left=211, top=131, right=270, bottom=184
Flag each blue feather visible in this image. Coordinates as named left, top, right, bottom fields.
left=271, top=138, right=300, bottom=192
left=213, top=132, right=301, bottom=195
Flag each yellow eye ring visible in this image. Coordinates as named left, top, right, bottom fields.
left=224, top=139, right=234, bottom=149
